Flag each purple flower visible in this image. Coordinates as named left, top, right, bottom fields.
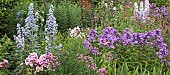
left=87, top=29, right=97, bottom=42
left=161, top=6, right=167, bottom=14
left=83, top=40, right=92, bottom=50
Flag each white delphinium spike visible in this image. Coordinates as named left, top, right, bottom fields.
left=134, top=2, right=138, bottom=16
left=139, top=2, right=144, bottom=18
left=144, top=0, right=150, bottom=17
left=45, top=4, right=58, bottom=53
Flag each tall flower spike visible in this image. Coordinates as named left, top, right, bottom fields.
left=134, top=2, right=138, bottom=16
left=24, top=3, right=39, bottom=42
left=144, top=0, right=150, bottom=17
left=14, top=24, right=25, bottom=50
left=45, top=4, right=58, bottom=53
left=139, top=2, right=144, bottom=18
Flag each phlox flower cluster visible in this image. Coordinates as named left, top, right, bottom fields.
left=133, top=0, right=150, bottom=23
left=68, top=26, right=86, bottom=38
left=97, top=68, right=106, bottom=75
left=83, top=27, right=169, bottom=60
left=0, top=59, right=8, bottom=69
left=25, top=52, right=60, bottom=72
left=149, top=3, right=170, bottom=19
left=77, top=54, right=96, bottom=70
left=45, top=4, right=58, bottom=53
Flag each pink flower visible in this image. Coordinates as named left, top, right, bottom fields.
left=0, top=59, right=9, bottom=68
left=54, top=62, right=60, bottom=67
left=25, top=52, right=38, bottom=67
left=98, top=68, right=106, bottom=75
left=24, top=52, right=60, bottom=72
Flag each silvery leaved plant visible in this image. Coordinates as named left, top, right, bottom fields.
left=45, top=4, right=58, bottom=53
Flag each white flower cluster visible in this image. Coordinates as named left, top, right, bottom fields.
left=101, top=0, right=116, bottom=11
left=133, top=0, right=150, bottom=23
left=68, top=26, right=85, bottom=38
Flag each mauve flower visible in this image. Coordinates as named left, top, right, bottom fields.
left=0, top=59, right=9, bottom=68
left=98, top=68, right=106, bottom=75
left=25, top=52, right=38, bottom=67
left=87, top=29, right=97, bottom=42
left=162, top=6, right=167, bottom=14
left=83, top=40, right=92, bottom=50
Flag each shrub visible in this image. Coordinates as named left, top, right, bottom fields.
left=0, top=0, right=23, bottom=38
left=54, top=0, right=82, bottom=32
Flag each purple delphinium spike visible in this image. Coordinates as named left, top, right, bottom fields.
left=24, top=3, right=39, bottom=45
left=18, top=10, right=22, bottom=23
left=45, top=4, right=58, bottom=53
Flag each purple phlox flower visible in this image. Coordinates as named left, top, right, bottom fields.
left=87, top=29, right=97, bottom=42
left=120, top=29, right=133, bottom=45
left=83, top=40, right=92, bottom=50
left=132, top=32, right=140, bottom=45
left=155, top=7, right=160, bottom=13
left=91, top=47, right=98, bottom=55
left=161, top=6, right=167, bottom=14
left=154, top=28, right=162, bottom=36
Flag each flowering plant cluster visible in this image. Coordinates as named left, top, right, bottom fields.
left=45, top=4, right=58, bottom=53
left=24, top=52, right=60, bottom=72
left=0, top=59, right=8, bottom=69
left=77, top=54, right=96, bottom=70
left=133, top=0, right=150, bottom=23
left=97, top=68, right=106, bottom=75
left=68, top=26, right=86, bottom=38
left=150, top=3, right=170, bottom=19
left=83, top=27, right=169, bottom=60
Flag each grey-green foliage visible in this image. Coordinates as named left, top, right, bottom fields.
left=54, top=0, right=82, bottom=32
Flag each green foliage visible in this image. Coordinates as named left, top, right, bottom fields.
left=54, top=0, right=82, bottom=32
left=0, top=34, right=12, bottom=60
left=149, top=0, right=170, bottom=7
left=0, top=0, right=23, bottom=38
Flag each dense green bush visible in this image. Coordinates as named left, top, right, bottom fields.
left=54, top=1, right=82, bottom=32
left=0, top=0, right=23, bottom=38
